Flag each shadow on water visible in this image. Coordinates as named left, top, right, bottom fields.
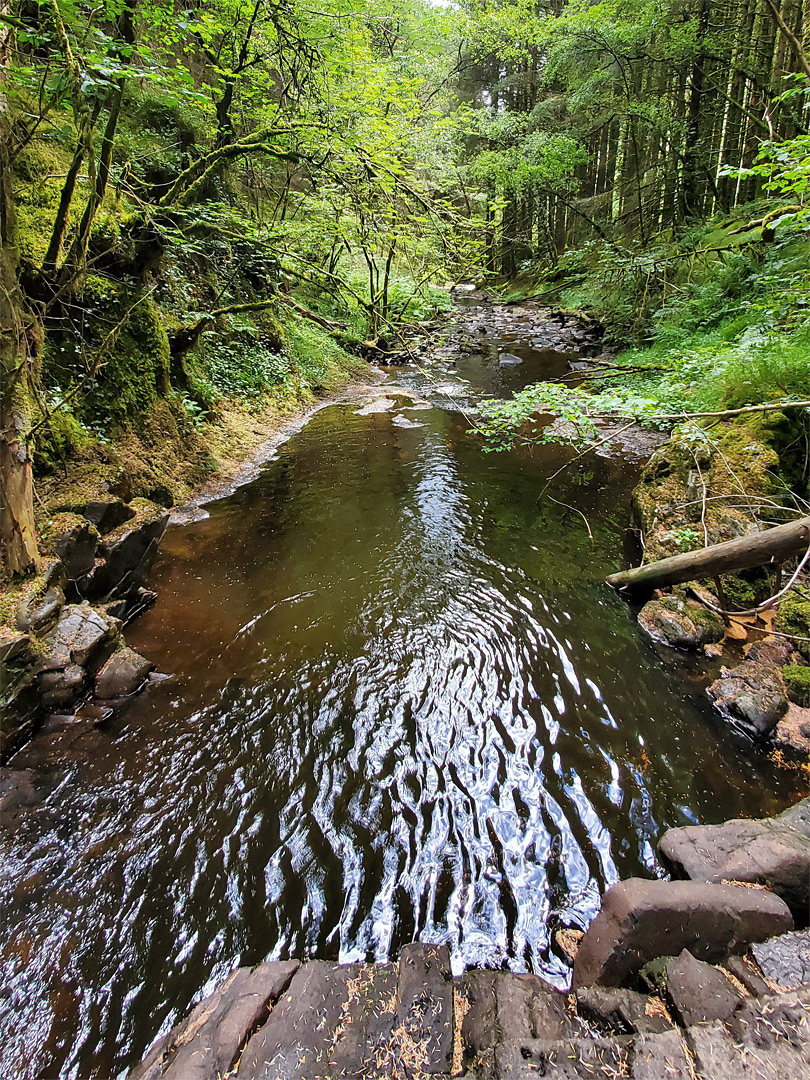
left=0, top=304, right=805, bottom=1079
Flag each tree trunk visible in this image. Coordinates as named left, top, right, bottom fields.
left=1, top=13, right=39, bottom=578
left=606, top=517, right=810, bottom=595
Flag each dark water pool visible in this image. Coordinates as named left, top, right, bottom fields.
left=1, top=306, right=804, bottom=1079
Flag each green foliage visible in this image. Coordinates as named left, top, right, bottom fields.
left=201, top=333, right=290, bottom=399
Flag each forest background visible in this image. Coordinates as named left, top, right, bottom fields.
left=2, top=0, right=810, bottom=579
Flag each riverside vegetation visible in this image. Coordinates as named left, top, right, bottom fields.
left=6, top=0, right=810, bottom=757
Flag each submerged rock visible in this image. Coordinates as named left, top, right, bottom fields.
left=572, top=878, right=793, bottom=989
left=638, top=595, right=724, bottom=650
left=707, top=659, right=788, bottom=737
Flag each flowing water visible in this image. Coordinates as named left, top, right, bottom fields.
left=0, top=302, right=805, bottom=1080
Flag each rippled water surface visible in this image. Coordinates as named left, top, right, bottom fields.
left=1, top=305, right=804, bottom=1079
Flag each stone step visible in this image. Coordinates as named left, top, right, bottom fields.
left=128, top=937, right=810, bottom=1080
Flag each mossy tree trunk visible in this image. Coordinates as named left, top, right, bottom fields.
left=1, top=11, right=39, bottom=579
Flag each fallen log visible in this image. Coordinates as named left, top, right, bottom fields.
left=606, top=516, right=810, bottom=595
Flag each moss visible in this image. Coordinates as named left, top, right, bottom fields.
left=782, top=665, right=810, bottom=708
left=33, top=407, right=90, bottom=473
left=775, top=597, right=810, bottom=660
left=77, top=278, right=171, bottom=426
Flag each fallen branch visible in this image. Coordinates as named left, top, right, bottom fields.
left=606, top=516, right=810, bottom=595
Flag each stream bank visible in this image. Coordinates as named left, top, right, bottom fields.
left=1, top=299, right=807, bottom=1080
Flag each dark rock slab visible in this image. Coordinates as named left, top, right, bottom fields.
left=39, top=663, right=85, bottom=708
left=631, top=1030, right=693, bottom=1079
left=235, top=960, right=363, bottom=1079
left=15, top=585, right=64, bottom=634
left=688, top=987, right=810, bottom=1078
left=460, top=970, right=496, bottom=1074
left=495, top=1036, right=631, bottom=1078
left=85, top=504, right=169, bottom=601
left=395, top=942, right=454, bottom=1074
left=43, top=604, right=122, bottom=671
left=55, top=521, right=99, bottom=580
left=752, top=930, right=810, bottom=989
left=83, top=498, right=135, bottom=535
left=572, top=878, right=793, bottom=989
left=130, top=959, right=299, bottom=1080
left=494, top=972, right=574, bottom=1044
left=708, top=660, right=789, bottom=737
left=575, top=986, right=673, bottom=1034
left=725, top=954, right=771, bottom=997
left=95, top=647, right=154, bottom=700
left=326, top=962, right=397, bottom=1072
left=658, top=807, right=810, bottom=920
left=0, top=630, right=32, bottom=665
left=665, top=949, right=743, bottom=1027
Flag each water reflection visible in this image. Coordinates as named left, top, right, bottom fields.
left=0, top=336, right=805, bottom=1080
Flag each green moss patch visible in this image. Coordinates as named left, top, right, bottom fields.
left=782, top=665, right=810, bottom=708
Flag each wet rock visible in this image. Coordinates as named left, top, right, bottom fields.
left=130, top=959, right=300, bottom=1080
left=95, top=647, right=153, bottom=700
left=0, top=629, right=32, bottom=666
left=84, top=502, right=169, bottom=601
left=15, top=585, right=64, bottom=634
left=0, top=768, right=39, bottom=813
left=746, top=638, right=797, bottom=666
left=572, top=878, right=793, bottom=989
left=498, top=351, right=523, bottom=365
left=631, top=1030, right=693, bottom=1079
left=752, top=930, right=810, bottom=989
left=82, top=498, right=135, bottom=535
left=42, top=604, right=122, bottom=672
left=74, top=702, right=114, bottom=725
left=665, top=949, right=742, bottom=1026
left=396, top=943, right=454, bottom=1072
left=658, top=803, right=810, bottom=920
left=39, top=664, right=85, bottom=708
left=707, top=659, right=788, bottom=737
left=638, top=595, right=724, bottom=649
left=575, top=986, right=673, bottom=1034
left=54, top=521, right=99, bottom=580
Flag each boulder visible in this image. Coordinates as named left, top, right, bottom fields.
left=572, top=879, right=793, bottom=989
left=39, top=664, right=85, bottom=708
left=42, top=604, right=122, bottom=672
left=707, top=659, right=788, bottom=737
left=130, top=959, right=300, bottom=1080
left=0, top=629, right=32, bottom=666
left=638, top=596, right=724, bottom=650
left=15, top=585, right=64, bottom=634
left=95, top=648, right=153, bottom=700
left=84, top=502, right=169, bottom=601
left=82, top=498, right=135, bottom=535
left=54, top=521, right=99, bottom=580
left=658, top=799, right=810, bottom=920
left=498, top=351, right=523, bottom=365
left=664, top=949, right=742, bottom=1026
left=752, top=930, right=810, bottom=990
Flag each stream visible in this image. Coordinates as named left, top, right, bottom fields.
left=1, top=300, right=805, bottom=1080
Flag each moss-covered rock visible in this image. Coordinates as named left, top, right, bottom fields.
left=638, top=594, right=725, bottom=650
left=782, top=665, right=810, bottom=708
left=633, top=418, right=779, bottom=564
left=775, top=597, right=810, bottom=661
